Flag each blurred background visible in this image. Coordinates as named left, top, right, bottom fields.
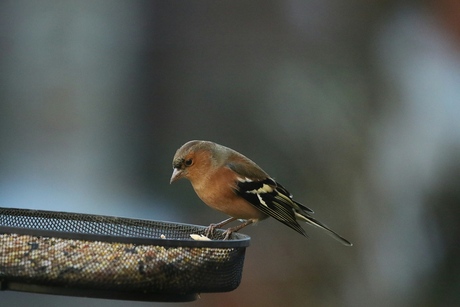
left=1, top=0, right=459, bottom=306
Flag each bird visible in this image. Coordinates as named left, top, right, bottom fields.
left=170, top=140, right=352, bottom=246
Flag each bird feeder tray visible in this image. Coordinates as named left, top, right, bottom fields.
left=0, top=208, right=250, bottom=302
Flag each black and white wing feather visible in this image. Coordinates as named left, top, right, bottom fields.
left=226, top=160, right=352, bottom=245
left=234, top=177, right=308, bottom=237
left=234, top=177, right=352, bottom=246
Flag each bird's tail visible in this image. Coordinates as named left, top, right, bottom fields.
left=295, top=212, right=352, bottom=246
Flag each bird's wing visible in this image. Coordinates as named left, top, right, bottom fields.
left=231, top=174, right=308, bottom=237
left=274, top=182, right=314, bottom=214
left=226, top=160, right=314, bottom=214
left=226, top=162, right=352, bottom=245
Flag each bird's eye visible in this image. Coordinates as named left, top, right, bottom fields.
left=184, top=159, right=193, bottom=166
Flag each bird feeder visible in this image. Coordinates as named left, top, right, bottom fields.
left=0, top=208, right=250, bottom=302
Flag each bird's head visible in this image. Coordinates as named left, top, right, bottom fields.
left=170, top=140, right=218, bottom=184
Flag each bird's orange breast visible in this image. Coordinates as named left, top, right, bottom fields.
left=191, top=167, right=267, bottom=220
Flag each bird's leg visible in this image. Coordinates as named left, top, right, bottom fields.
left=223, top=219, right=255, bottom=240
left=205, top=217, right=237, bottom=238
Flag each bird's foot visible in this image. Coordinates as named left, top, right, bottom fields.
left=221, top=220, right=256, bottom=240
left=204, top=217, right=237, bottom=239
left=223, top=229, right=233, bottom=240
left=204, top=224, right=218, bottom=238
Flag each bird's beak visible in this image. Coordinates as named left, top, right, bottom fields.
left=170, top=168, right=183, bottom=184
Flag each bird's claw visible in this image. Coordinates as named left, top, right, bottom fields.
left=204, top=223, right=217, bottom=238
left=223, top=229, right=233, bottom=240
left=205, top=224, right=233, bottom=240
left=204, top=217, right=237, bottom=239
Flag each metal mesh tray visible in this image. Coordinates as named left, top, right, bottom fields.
left=0, top=208, right=250, bottom=302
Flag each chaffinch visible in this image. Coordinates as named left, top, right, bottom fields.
left=170, top=140, right=352, bottom=245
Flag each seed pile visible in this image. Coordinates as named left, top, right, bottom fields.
left=0, top=233, right=239, bottom=293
